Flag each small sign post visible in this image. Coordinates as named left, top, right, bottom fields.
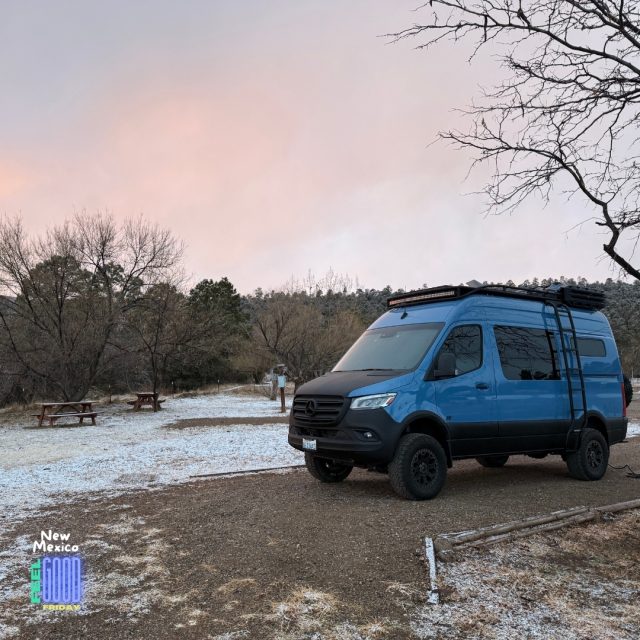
left=277, top=373, right=286, bottom=413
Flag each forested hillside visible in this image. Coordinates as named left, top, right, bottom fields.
left=0, top=217, right=637, bottom=404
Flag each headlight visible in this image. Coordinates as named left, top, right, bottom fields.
left=350, top=393, right=396, bottom=410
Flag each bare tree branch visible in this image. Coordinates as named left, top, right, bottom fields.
left=390, top=0, right=640, bottom=279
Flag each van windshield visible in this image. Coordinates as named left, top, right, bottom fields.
left=333, top=323, right=444, bottom=372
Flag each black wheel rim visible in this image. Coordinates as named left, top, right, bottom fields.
left=586, top=440, right=604, bottom=470
left=410, top=449, right=438, bottom=486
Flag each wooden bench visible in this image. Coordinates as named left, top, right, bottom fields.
left=31, top=412, right=97, bottom=427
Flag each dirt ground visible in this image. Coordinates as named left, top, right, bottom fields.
left=2, top=419, right=640, bottom=640
left=164, top=416, right=288, bottom=429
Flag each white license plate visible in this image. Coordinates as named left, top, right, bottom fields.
left=302, top=438, right=317, bottom=451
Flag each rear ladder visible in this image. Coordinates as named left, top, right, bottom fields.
left=546, top=302, right=588, bottom=451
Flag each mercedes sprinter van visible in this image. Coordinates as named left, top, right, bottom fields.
left=288, top=284, right=628, bottom=500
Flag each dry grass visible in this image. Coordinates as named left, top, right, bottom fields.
left=413, top=509, right=640, bottom=640
left=271, top=587, right=337, bottom=624
left=173, top=383, right=293, bottom=400
left=384, top=582, right=423, bottom=611
left=257, top=587, right=402, bottom=640
left=216, top=578, right=258, bottom=596
left=0, top=382, right=290, bottom=418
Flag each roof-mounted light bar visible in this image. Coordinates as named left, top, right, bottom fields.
left=387, top=288, right=459, bottom=307
left=387, top=284, right=606, bottom=311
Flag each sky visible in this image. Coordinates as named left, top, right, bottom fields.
left=0, top=0, right=630, bottom=293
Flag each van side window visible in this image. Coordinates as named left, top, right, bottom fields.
left=438, top=325, right=482, bottom=375
left=571, top=337, right=607, bottom=357
left=494, top=326, right=560, bottom=381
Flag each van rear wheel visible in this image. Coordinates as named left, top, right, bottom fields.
left=565, top=428, right=609, bottom=481
left=476, top=455, right=509, bottom=468
left=304, top=453, right=353, bottom=483
left=389, top=434, right=447, bottom=500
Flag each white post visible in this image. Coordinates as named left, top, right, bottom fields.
left=424, top=537, right=439, bottom=605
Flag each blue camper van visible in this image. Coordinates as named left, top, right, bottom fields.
left=288, top=284, right=628, bottom=500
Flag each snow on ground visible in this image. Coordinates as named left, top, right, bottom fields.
left=1, top=396, right=637, bottom=525
left=0, top=394, right=302, bottom=523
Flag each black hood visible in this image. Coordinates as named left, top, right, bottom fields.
left=296, top=370, right=407, bottom=396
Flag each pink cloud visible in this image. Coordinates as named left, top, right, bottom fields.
left=0, top=1, right=626, bottom=291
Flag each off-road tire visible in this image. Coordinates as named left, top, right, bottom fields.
left=476, top=455, right=510, bottom=468
left=304, top=453, right=353, bottom=483
left=565, top=428, right=609, bottom=481
left=388, top=434, right=447, bottom=500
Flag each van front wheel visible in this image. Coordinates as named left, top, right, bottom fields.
left=304, top=454, right=353, bottom=483
left=565, top=428, right=609, bottom=481
left=389, top=434, right=447, bottom=500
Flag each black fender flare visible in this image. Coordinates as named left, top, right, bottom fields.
left=398, top=411, right=453, bottom=467
left=582, top=410, right=611, bottom=444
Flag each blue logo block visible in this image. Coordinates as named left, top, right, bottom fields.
left=41, top=556, right=83, bottom=604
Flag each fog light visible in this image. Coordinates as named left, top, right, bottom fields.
left=363, top=431, right=374, bottom=439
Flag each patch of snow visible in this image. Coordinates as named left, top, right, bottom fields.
left=627, top=421, right=640, bottom=438
left=0, top=624, right=19, bottom=639
left=0, top=394, right=302, bottom=523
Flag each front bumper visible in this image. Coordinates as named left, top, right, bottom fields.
left=288, top=407, right=403, bottom=465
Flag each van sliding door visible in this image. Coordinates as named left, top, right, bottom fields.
left=491, top=325, right=570, bottom=452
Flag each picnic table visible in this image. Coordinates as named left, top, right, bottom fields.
left=33, top=401, right=97, bottom=427
left=127, top=392, right=164, bottom=412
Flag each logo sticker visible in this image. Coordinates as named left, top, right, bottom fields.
left=30, top=531, right=83, bottom=611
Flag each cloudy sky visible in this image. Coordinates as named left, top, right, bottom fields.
left=0, top=1, right=627, bottom=292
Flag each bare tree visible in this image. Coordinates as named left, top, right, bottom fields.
left=125, top=283, right=193, bottom=393
left=282, top=268, right=359, bottom=297
left=248, top=293, right=364, bottom=388
left=391, top=1, right=640, bottom=279
left=0, top=213, right=182, bottom=400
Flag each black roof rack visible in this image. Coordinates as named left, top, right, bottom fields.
left=387, top=284, right=606, bottom=311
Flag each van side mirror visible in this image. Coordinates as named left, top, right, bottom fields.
left=433, top=352, right=456, bottom=379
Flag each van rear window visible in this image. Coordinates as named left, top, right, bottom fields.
left=572, top=337, right=607, bottom=358
left=494, top=326, right=560, bottom=381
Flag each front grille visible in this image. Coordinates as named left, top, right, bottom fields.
left=296, top=426, right=344, bottom=439
left=292, top=395, right=347, bottom=427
